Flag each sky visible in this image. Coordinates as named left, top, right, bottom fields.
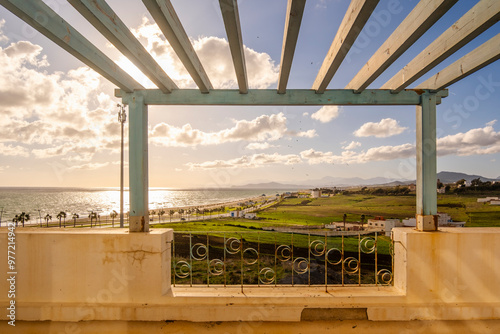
left=0, top=0, right=499, bottom=188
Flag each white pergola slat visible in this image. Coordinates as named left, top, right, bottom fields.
left=68, top=0, right=178, bottom=93
left=142, top=0, right=213, bottom=93
left=346, top=0, right=458, bottom=93
left=219, top=0, right=248, bottom=94
left=277, top=0, right=306, bottom=94
left=312, top=0, right=380, bottom=93
left=417, top=33, right=500, bottom=91
left=0, top=0, right=144, bottom=93
left=382, top=0, right=500, bottom=92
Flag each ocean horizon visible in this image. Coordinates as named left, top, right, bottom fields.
left=0, top=186, right=295, bottom=223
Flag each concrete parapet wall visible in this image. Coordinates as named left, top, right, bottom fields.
left=0, top=227, right=499, bottom=328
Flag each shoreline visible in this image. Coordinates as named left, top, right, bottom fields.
left=8, top=194, right=279, bottom=227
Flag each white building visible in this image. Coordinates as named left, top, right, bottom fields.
left=229, top=210, right=241, bottom=218
left=367, top=218, right=402, bottom=236
left=311, top=189, right=322, bottom=198
left=402, top=213, right=465, bottom=228
left=244, top=213, right=257, bottom=219
left=477, top=197, right=499, bottom=203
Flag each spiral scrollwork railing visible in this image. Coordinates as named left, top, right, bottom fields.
left=172, top=231, right=394, bottom=289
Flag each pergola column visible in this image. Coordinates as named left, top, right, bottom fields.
left=128, top=94, right=149, bottom=232
left=416, top=92, right=438, bottom=231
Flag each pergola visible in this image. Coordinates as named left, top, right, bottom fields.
left=2, top=0, right=499, bottom=232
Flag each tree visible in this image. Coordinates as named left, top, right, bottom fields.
left=88, top=211, right=98, bottom=227
left=44, top=214, right=52, bottom=227
left=149, top=210, right=156, bottom=222
left=57, top=211, right=67, bottom=228
left=72, top=213, right=79, bottom=227
left=110, top=210, right=118, bottom=227
left=12, top=215, right=19, bottom=227
left=361, top=214, right=366, bottom=230
left=169, top=210, right=175, bottom=223
left=158, top=210, right=165, bottom=223
left=456, top=179, right=466, bottom=187
left=343, top=213, right=347, bottom=231
left=471, top=178, right=482, bottom=187
left=178, top=209, right=184, bottom=220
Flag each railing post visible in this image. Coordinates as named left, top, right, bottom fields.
left=128, top=93, right=149, bottom=232
left=415, top=92, right=438, bottom=231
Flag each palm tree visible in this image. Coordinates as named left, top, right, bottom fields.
left=14, top=212, right=30, bottom=227
left=57, top=211, right=67, bottom=228
left=88, top=211, right=97, bottom=227
left=12, top=215, right=19, bottom=227
left=44, top=214, right=52, bottom=227
left=110, top=210, right=118, bottom=227
left=72, top=213, right=79, bottom=227
left=158, top=210, right=165, bottom=223
left=360, top=214, right=365, bottom=230
left=178, top=209, right=184, bottom=221
left=149, top=210, right=156, bottom=222
left=169, top=210, right=175, bottom=222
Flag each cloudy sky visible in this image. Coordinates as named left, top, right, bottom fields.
left=0, top=0, right=499, bottom=188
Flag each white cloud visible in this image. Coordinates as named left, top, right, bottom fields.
left=300, top=143, right=415, bottom=165
left=186, top=153, right=301, bottom=170
left=0, top=37, right=124, bottom=162
left=437, top=122, right=500, bottom=156
left=0, top=143, right=29, bottom=157
left=353, top=118, right=408, bottom=138
left=246, top=142, right=277, bottom=150
left=286, top=129, right=318, bottom=138
left=343, top=141, right=361, bottom=150
left=311, top=106, right=341, bottom=123
left=151, top=113, right=315, bottom=147
left=68, top=162, right=110, bottom=170
left=127, top=18, right=278, bottom=89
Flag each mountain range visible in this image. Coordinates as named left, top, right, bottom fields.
left=234, top=171, right=499, bottom=189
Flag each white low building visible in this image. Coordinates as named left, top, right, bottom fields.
left=367, top=218, right=402, bottom=236
left=244, top=213, right=257, bottom=219
left=311, top=189, right=322, bottom=198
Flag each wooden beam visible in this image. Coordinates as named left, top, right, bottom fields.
left=219, top=0, right=248, bottom=94
left=68, top=0, right=178, bottom=93
left=277, top=0, right=306, bottom=94
left=312, top=0, right=379, bottom=93
left=382, top=0, right=500, bottom=92
left=116, top=88, right=448, bottom=106
left=416, top=92, right=438, bottom=226
left=346, top=0, right=458, bottom=93
left=142, top=0, right=212, bottom=93
left=0, top=0, right=143, bottom=92
left=417, top=33, right=500, bottom=91
left=128, top=94, right=149, bottom=232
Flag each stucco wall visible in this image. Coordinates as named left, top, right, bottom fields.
left=1, top=227, right=499, bottom=329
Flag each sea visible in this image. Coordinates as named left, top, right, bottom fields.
left=0, top=187, right=291, bottom=223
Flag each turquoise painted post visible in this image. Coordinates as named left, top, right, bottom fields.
left=416, top=92, right=438, bottom=231
left=128, top=94, right=149, bottom=232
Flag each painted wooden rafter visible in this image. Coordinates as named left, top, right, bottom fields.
left=346, top=0, right=458, bottom=93
left=277, top=0, right=306, bottom=94
left=142, top=0, right=212, bottom=93
left=219, top=0, right=248, bottom=94
left=382, top=0, right=500, bottom=92
left=417, top=33, right=500, bottom=91
left=0, top=0, right=144, bottom=92
left=68, top=0, right=178, bottom=93
left=312, top=0, right=379, bottom=93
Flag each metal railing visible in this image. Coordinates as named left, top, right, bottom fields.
left=172, top=230, right=394, bottom=290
